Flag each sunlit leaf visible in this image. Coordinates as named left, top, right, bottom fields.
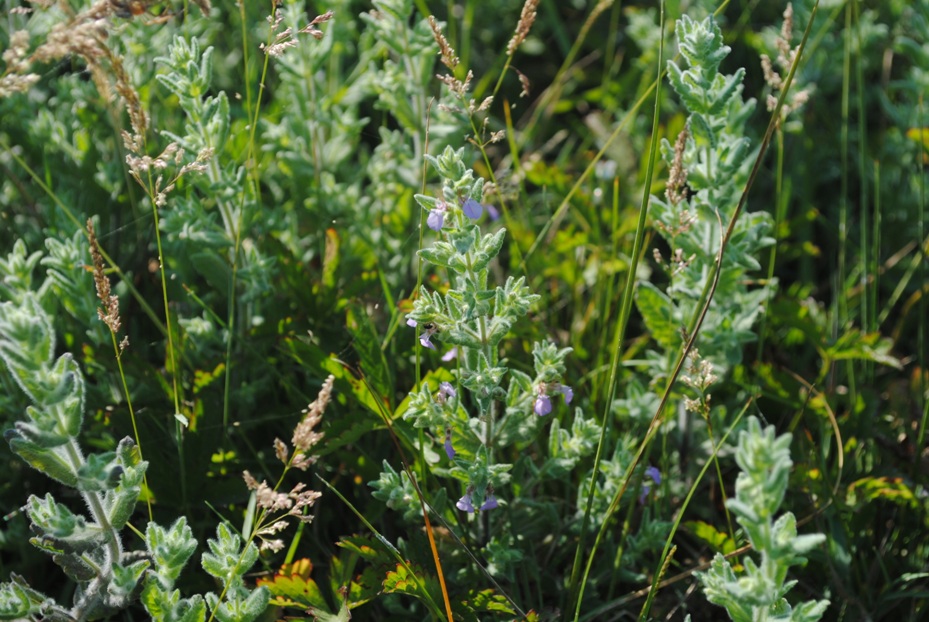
left=846, top=477, right=919, bottom=510
left=257, top=558, right=330, bottom=610
left=685, top=520, right=739, bottom=554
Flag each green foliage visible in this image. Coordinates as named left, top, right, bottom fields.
left=644, top=11, right=773, bottom=379
left=700, top=418, right=829, bottom=622
left=0, top=0, right=926, bottom=620
left=395, top=145, right=554, bottom=511
left=141, top=519, right=268, bottom=622
left=0, top=238, right=267, bottom=618
left=0, top=287, right=151, bottom=618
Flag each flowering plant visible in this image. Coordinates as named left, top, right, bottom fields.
left=370, top=145, right=598, bottom=586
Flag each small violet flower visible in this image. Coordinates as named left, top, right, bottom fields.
left=461, top=198, right=483, bottom=220
left=480, top=487, right=498, bottom=511
left=639, top=466, right=662, bottom=504
left=534, top=394, right=552, bottom=416
left=406, top=318, right=438, bottom=350
left=480, top=495, right=498, bottom=511
left=438, top=382, right=457, bottom=398
left=427, top=200, right=448, bottom=231
left=441, top=346, right=458, bottom=361
left=645, top=466, right=662, bottom=485
left=534, top=382, right=573, bottom=416
left=456, top=490, right=475, bottom=513
left=444, top=427, right=455, bottom=460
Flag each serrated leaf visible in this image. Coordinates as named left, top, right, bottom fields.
left=382, top=561, right=442, bottom=604
left=382, top=563, right=419, bottom=595
left=350, top=565, right=384, bottom=607
left=336, top=535, right=393, bottom=563
left=461, top=589, right=516, bottom=614
left=257, top=559, right=330, bottom=609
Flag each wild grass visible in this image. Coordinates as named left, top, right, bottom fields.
left=0, top=0, right=926, bottom=620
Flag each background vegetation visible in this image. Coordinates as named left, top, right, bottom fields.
left=0, top=0, right=926, bottom=620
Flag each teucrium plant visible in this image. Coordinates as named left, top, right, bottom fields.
left=0, top=293, right=148, bottom=620
left=699, top=417, right=829, bottom=621
left=646, top=14, right=774, bottom=377
left=0, top=240, right=268, bottom=621
left=373, top=145, right=586, bottom=529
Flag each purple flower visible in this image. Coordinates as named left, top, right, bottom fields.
left=439, top=382, right=457, bottom=398
left=441, top=346, right=458, bottom=361
left=640, top=466, right=662, bottom=504
left=645, top=466, right=662, bottom=485
left=444, top=428, right=456, bottom=460
left=411, top=321, right=438, bottom=349
left=414, top=320, right=439, bottom=350
left=486, top=203, right=500, bottom=221
left=427, top=209, right=445, bottom=231
left=456, top=492, right=475, bottom=513
left=557, top=384, right=574, bottom=404
left=534, top=394, right=552, bottom=416
left=480, top=494, right=498, bottom=511
left=462, top=198, right=483, bottom=220
left=427, top=200, right=448, bottom=231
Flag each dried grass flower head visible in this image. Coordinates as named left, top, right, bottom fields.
left=0, top=1, right=150, bottom=134
left=507, top=0, right=539, bottom=56
left=760, top=3, right=811, bottom=121
left=428, top=15, right=474, bottom=102
left=239, top=375, right=334, bottom=552
left=87, top=219, right=123, bottom=340
left=261, top=9, right=334, bottom=57
left=290, top=374, right=333, bottom=469
left=666, top=125, right=690, bottom=206
left=427, top=15, right=458, bottom=70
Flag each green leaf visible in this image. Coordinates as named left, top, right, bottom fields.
left=201, top=522, right=259, bottom=589
left=382, top=563, right=420, bottom=595
left=189, top=251, right=230, bottom=298
left=141, top=579, right=206, bottom=622
left=109, top=559, right=151, bottom=604
left=635, top=281, right=682, bottom=350
left=308, top=601, right=351, bottom=622
left=460, top=589, right=516, bottom=615
left=846, top=476, right=920, bottom=509
left=345, top=303, right=393, bottom=411
left=257, top=558, right=330, bottom=609
left=147, top=517, right=198, bottom=587
left=316, top=360, right=383, bottom=457
left=825, top=330, right=902, bottom=369
left=336, top=535, right=394, bottom=563
left=685, top=520, right=738, bottom=554
left=5, top=429, right=78, bottom=486
left=382, top=563, right=441, bottom=605
left=0, top=578, right=43, bottom=619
